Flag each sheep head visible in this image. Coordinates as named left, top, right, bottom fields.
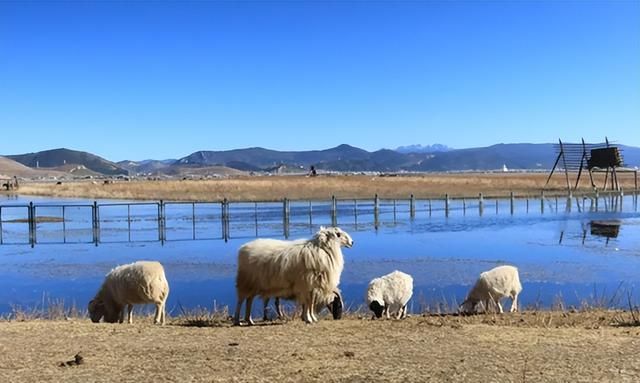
left=458, top=299, right=478, bottom=315
left=369, top=300, right=384, bottom=319
left=88, top=299, right=105, bottom=323
left=317, top=226, right=353, bottom=248
left=328, top=290, right=343, bottom=320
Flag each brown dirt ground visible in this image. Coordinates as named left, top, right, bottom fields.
left=6, top=173, right=639, bottom=201
left=1, top=311, right=639, bottom=382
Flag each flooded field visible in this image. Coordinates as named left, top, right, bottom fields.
left=1, top=194, right=639, bottom=316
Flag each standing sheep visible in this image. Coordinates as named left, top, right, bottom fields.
left=459, top=265, right=522, bottom=314
left=366, top=270, right=413, bottom=319
left=88, top=261, right=169, bottom=325
left=234, top=226, right=353, bottom=325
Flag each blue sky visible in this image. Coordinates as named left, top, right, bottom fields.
left=1, top=1, right=638, bottom=161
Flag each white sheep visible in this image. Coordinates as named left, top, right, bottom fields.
left=366, top=270, right=413, bottom=319
left=262, top=289, right=344, bottom=321
left=459, top=265, right=522, bottom=314
left=88, top=260, right=169, bottom=325
left=234, top=226, right=353, bottom=325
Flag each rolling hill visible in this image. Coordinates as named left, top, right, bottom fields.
left=7, top=148, right=128, bottom=176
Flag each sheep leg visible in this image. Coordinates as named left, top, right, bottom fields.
left=275, top=297, right=285, bottom=319
left=244, top=296, right=255, bottom=326
left=233, top=296, right=244, bottom=326
left=263, top=297, right=270, bottom=321
left=384, top=305, right=390, bottom=320
left=160, top=301, right=166, bottom=325
left=510, top=293, right=518, bottom=313
left=497, top=300, right=504, bottom=314
left=153, top=302, right=163, bottom=324
left=118, top=307, right=125, bottom=324
left=127, top=304, right=134, bottom=324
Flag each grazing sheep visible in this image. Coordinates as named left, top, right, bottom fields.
left=234, top=226, right=353, bottom=325
left=366, top=270, right=413, bottom=319
left=459, top=265, right=522, bottom=314
left=88, top=261, right=169, bottom=325
left=262, top=289, right=344, bottom=321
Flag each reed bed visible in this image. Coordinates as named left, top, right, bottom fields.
left=9, top=172, right=638, bottom=202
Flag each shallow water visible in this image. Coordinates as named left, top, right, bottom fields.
left=1, top=194, right=639, bottom=316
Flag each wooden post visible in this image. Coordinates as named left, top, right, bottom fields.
left=129, top=204, right=132, bottom=242
left=462, top=198, right=466, bottom=215
left=479, top=193, right=483, bottom=216
left=308, top=201, right=313, bottom=228
left=595, top=190, right=599, bottom=211
left=428, top=199, right=432, bottom=216
left=0, top=206, right=3, bottom=244
left=540, top=190, right=545, bottom=214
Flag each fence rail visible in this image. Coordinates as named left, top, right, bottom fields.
left=0, top=190, right=636, bottom=247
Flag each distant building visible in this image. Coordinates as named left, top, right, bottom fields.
left=502, top=164, right=508, bottom=172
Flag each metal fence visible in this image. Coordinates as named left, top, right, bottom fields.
left=0, top=190, right=635, bottom=246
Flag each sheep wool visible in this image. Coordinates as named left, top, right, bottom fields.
left=88, top=260, right=169, bottom=325
left=366, top=270, right=413, bottom=319
left=460, top=265, right=522, bottom=314
left=234, top=226, right=353, bottom=325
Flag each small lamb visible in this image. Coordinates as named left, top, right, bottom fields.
left=366, top=270, right=413, bottom=319
left=460, top=265, right=522, bottom=314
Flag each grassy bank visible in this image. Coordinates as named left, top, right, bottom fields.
left=6, top=173, right=638, bottom=202
left=1, top=311, right=639, bottom=382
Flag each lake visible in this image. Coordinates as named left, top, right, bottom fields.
left=1, top=193, right=639, bottom=317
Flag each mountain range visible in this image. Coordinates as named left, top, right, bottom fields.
left=2, top=143, right=639, bottom=178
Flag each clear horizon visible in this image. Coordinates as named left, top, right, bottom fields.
left=1, top=1, right=638, bottom=162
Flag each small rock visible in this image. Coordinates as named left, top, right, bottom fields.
left=344, top=351, right=355, bottom=358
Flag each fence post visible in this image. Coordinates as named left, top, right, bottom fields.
left=0, top=206, right=3, bottom=244
left=92, top=201, right=99, bottom=245
left=540, top=190, right=545, bottom=214
left=479, top=193, right=483, bottom=216
left=283, top=198, right=290, bottom=238
left=595, top=190, right=599, bottom=211
left=510, top=191, right=514, bottom=215
left=374, top=194, right=379, bottom=230
left=409, top=194, right=415, bottom=219
left=28, top=202, right=35, bottom=247
left=445, top=194, right=449, bottom=217
left=222, top=198, right=228, bottom=242
left=331, top=195, right=337, bottom=227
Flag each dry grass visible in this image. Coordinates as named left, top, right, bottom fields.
left=1, top=311, right=639, bottom=382
left=8, top=173, right=639, bottom=202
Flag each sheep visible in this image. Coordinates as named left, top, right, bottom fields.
left=234, top=226, right=353, bottom=325
left=459, top=265, right=522, bottom=314
left=366, top=270, right=413, bottom=319
left=88, top=260, right=169, bottom=325
left=262, top=289, right=344, bottom=321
